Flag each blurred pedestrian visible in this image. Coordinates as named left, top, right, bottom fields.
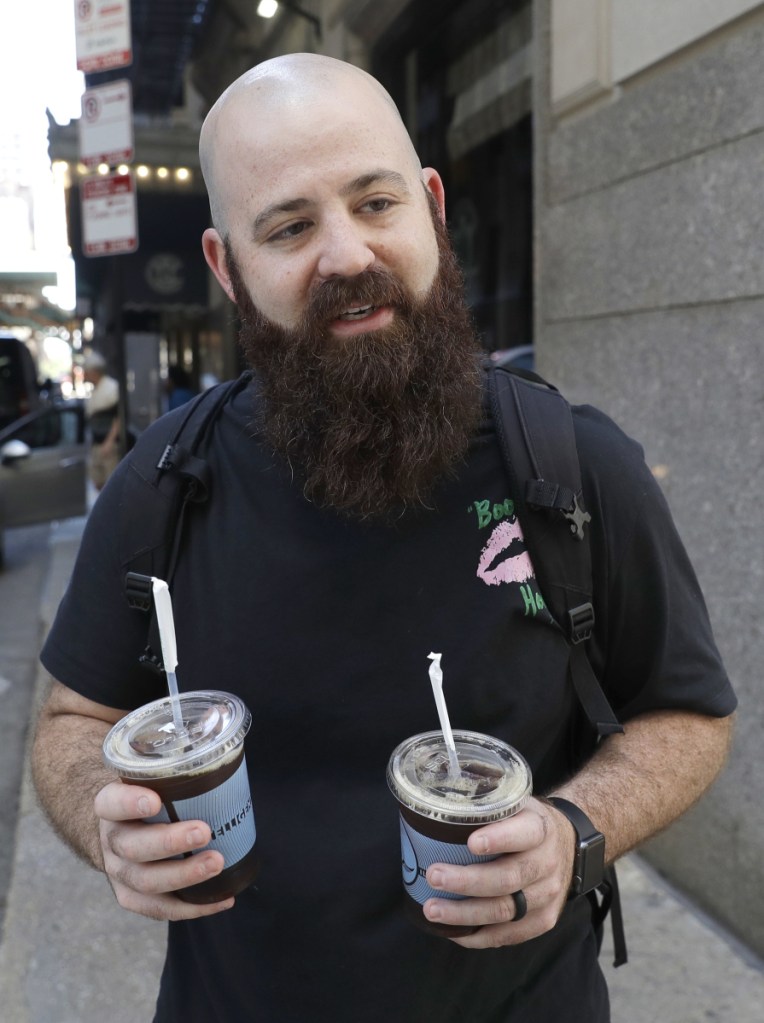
left=81, top=350, right=120, bottom=491
left=165, top=365, right=197, bottom=410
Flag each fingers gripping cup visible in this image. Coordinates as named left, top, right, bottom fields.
left=103, top=691, right=258, bottom=904
left=387, top=730, right=532, bottom=937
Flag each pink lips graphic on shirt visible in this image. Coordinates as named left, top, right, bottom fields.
left=477, top=519, right=534, bottom=586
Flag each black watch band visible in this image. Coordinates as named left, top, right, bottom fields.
left=547, top=796, right=606, bottom=897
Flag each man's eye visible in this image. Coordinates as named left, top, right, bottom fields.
left=363, top=198, right=393, bottom=214
left=270, top=221, right=308, bottom=242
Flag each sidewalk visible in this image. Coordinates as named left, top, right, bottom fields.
left=0, top=516, right=165, bottom=1023
left=1, top=515, right=763, bottom=1022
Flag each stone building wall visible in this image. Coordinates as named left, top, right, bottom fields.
left=534, top=0, right=764, bottom=955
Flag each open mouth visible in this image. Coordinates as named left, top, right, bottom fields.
left=327, top=304, right=395, bottom=335
left=338, top=305, right=377, bottom=321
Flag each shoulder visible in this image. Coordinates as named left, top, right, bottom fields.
left=134, top=401, right=198, bottom=445
left=124, top=403, right=197, bottom=479
left=567, top=402, right=677, bottom=587
left=130, top=375, right=257, bottom=458
left=567, top=401, right=681, bottom=601
left=570, top=403, right=658, bottom=509
left=122, top=376, right=259, bottom=486
left=571, top=403, right=645, bottom=467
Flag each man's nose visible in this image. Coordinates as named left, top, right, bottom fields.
left=315, top=216, right=375, bottom=281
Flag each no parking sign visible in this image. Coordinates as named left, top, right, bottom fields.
left=74, top=0, right=132, bottom=74
left=78, top=80, right=134, bottom=169
left=81, top=171, right=138, bottom=257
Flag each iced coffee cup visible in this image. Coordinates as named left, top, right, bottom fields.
left=387, top=730, right=532, bottom=937
left=102, top=690, right=258, bottom=904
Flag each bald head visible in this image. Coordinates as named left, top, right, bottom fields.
left=199, top=54, right=422, bottom=236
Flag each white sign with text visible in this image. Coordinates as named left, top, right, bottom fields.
left=78, top=80, right=134, bottom=168
left=74, top=0, right=132, bottom=74
left=81, top=171, right=138, bottom=257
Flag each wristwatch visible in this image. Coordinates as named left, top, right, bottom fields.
left=547, top=796, right=606, bottom=897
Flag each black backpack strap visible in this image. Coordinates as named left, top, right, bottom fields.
left=120, top=371, right=252, bottom=671
left=488, top=362, right=627, bottom=963
left=487, top=364, right=622, bottom=738
left=595, top=865, right=628, bottom=967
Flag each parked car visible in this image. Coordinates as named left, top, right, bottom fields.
left=0, top=399, right=87, bottom=568
left=489, top=344, right=535, bottom=371
left=0, top=334, right=41, bottom=430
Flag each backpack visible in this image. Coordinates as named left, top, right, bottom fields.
left=120, top=363, right=627, bottom=966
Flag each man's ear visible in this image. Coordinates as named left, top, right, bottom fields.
left=422, top=168, right=446, bottom=222
left=202, top=228, right=236, bottom=302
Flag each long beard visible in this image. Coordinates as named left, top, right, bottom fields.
left=228, top=201, right=483, bottom=520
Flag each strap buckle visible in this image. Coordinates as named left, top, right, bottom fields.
left=138, top=647, right=165, bottom=675
left=125, top=571, right=153, bottom=612
left=569, top=602, right=595, bottom=644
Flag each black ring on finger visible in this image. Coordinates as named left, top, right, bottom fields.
left=511, top=889, right=527, bottom=922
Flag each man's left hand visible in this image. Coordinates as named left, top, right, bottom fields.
left=422, top=798, right=576, bottom=948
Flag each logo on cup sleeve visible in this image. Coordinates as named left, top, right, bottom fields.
left=401, top=824, right=419, bottom=886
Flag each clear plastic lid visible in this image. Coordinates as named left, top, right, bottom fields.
left=102, top=690, right=251, bottom=780
left=387, top=730, right=532, bottom=825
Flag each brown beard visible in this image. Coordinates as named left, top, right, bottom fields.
left=227, top=195, right=483, bottom=520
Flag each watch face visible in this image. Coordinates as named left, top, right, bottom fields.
left=577, top=832, right=606, bottom=894
left=548, top=797, right=605, bottom=895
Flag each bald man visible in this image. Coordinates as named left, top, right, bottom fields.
left=33, top=54, right=735, bottom=1023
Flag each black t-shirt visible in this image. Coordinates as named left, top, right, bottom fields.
left=41, top=379, right=735, bottom=1023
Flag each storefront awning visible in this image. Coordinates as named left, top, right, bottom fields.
left=0, top=271, right=73, bottom=330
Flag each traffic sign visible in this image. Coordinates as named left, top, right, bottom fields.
left=78, top=80, right=134, bottom=169
left=74, top=0, right=133, bottom=74
left=81, top=171, right=138, bottom=257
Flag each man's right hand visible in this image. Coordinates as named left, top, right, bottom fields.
left=32, top=679, right=236, bottom=921
left=95, top=780, right=235, bottom=921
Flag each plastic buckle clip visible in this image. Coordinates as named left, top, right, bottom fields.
left=569, top=602, right=595, bottom=644
left=125, top=571, right=153, bottom=612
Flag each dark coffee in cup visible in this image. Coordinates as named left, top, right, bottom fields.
left=103, top=691, right=258, bottom=904
left=387, top=730, right=532, bottom=937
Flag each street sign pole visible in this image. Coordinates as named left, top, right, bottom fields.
left=111, top=256, right=129, bottom=460
left=73, top=0, right=135, bottom=457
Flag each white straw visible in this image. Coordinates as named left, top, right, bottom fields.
left=427, top=652, right=460, bottom=778
left=151, top=577, right=184, bottom=734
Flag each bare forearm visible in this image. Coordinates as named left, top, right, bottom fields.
left=551, top=709, right=734, bottom=863
left=32, top=687, right=120, bottom=871
left=30, top=679, right=233, bottom=923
